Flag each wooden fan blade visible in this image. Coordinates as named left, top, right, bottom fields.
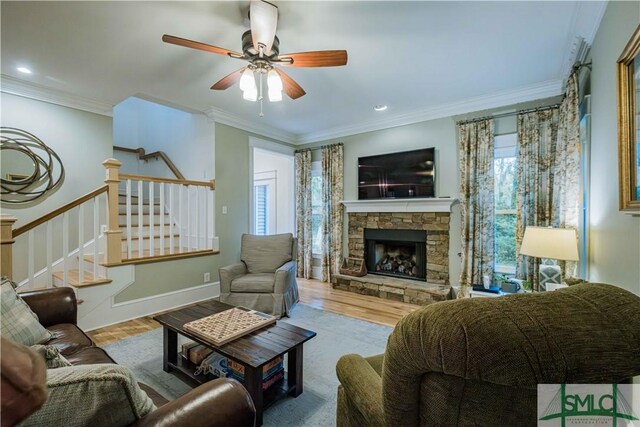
left=274, top=68, right=306, bottom=99
left=211, top=67, right=246, bottom=90
left=162, top=34, right=244, bottom=58
left=277, top=50, right=348, bottom=67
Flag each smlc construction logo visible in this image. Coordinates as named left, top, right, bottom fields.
left=538, top=384, right=640, bottom=426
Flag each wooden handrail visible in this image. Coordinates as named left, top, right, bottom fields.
left=119, top=173, right=215, bottom=190
left=13, top=185, right=109, bottom=238
left=113, top=146, right=185, bottom=180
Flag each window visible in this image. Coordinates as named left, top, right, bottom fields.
left=494, top=134, right=517, bottom=274
left=254, top=184, right=268, bottom=235
left=311, top=161, right=323, bottom=255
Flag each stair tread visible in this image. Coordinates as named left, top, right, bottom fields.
left=52, top=269, right=112, bottom=288
left=120, top=233, right=180, bottom=241
left=84, top=246, right=205, bottom=262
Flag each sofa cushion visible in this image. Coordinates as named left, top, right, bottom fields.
left=0, top=279, right=53, bottom=346
left=231, top=273, right=276, bottom=293
left=64, top=347, right=116, bottom=366
left=20, top=364, right=155, bottom=427
left=139, top=382, right=169, bottom=407
left=241, top=233, right=293, bottom=273
left=46, top=324, right=94, bottom=356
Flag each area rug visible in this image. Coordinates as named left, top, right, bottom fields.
left=104, top=303, right=393, bottom=427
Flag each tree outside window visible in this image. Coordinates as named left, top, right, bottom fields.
left=311, top=162, right=323, bottom=255
left=494, top=134, right=517, bottom=274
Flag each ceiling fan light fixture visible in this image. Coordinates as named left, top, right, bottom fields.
left=267, top=69, right=283, bottom=91
left=243, top=86, right=258, bottom=102
left=239, top=68, right=256, bottom=92
left=268, top=88, right=282, bottom=102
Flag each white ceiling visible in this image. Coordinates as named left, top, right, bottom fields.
left=0, top=1, right=606, bottom=144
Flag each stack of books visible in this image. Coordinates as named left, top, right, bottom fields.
left=227, top=356, right=284, bottom=390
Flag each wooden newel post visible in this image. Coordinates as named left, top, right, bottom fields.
left=0, top=215, right=17, bottom=279
left=103, top=158, right=123, bottom=265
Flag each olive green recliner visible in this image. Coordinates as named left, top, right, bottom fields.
left=336, top=283, right=640, bottom=426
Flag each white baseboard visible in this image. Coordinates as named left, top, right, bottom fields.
left=311, top=266, right=323, bottom=280
left=79, top=281, right=220, bottom=331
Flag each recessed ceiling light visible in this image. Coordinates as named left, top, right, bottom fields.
left=373, top=104, right=387, bottom=112
left=17, top=67, right=32, bottom=74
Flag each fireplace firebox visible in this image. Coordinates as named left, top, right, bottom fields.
left=364, top=228, right=426, bottom=281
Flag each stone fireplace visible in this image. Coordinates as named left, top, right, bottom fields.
left=349, top=211, right=450, bottom=285
left=332, top=198, right=455, bottom=305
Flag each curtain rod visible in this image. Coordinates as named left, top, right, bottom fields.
left=294, top=142, right=343, bottom=153
left=457, top=61, right=589, bottom=126
left=456, top=103, right=562, bottom=126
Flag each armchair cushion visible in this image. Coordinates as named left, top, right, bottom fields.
left=231, top=273, right=276, bottom=293
left=240, top=233, right=293, bottom=273
left=1, top=279, right=53, bottom=346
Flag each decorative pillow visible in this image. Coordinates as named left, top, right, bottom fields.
left=241, top=233, right=293, bottom=273
left=30, top=345, right=72, bottom=369
left=21, top=364, right=155, bottom=427
left=0, top=278, right=53, bottom=346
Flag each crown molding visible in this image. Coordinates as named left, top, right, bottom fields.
left=0, top=75, right=113, bottom=116
left=296, top=79, right=563, bottom=144
left=203, top=106, right=297, bottom=144
left=559, top=1, right=606, bottom=80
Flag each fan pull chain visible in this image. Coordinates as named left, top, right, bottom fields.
left=259, top=72, right=265, bottom=117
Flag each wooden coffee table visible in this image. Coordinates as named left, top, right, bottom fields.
left=154, top=299, right=316, bottom=426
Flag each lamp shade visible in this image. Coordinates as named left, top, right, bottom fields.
left=519, top=226, right=579, bottom=261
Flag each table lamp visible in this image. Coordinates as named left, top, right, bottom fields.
left=519, top=226, right=579, bottom=290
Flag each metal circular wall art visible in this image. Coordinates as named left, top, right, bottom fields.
left=1, top=127, right=64, bottom=204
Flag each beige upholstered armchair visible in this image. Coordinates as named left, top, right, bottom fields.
left=219, top=233, right=299, bottom=318
left=336, top=284, right=640, bottom=426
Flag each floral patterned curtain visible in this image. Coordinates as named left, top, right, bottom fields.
left=321, top=144, right=344, bottom=282
left=553, top=73, right=581, bottom=277
left=515, top=72, right=580, bottom=289
left=295, top=150, right=312, bottom=279
left=458, top=119, right=495, bottom=297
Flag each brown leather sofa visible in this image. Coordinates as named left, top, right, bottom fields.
left=19, top=287, right=256, bottom=427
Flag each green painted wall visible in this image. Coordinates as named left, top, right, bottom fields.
left=113, top=255, right=219, bottom=303
left=588, top=1, right=640, bottom=294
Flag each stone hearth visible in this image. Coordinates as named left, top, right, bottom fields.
left=332, top=273, right=451, bottom=305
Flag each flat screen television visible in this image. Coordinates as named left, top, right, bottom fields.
left=358, top=147, right=435, bottom=200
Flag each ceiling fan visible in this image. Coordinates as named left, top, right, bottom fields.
left=163, top=0, right=348, bottom=106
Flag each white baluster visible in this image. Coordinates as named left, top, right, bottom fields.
left=149, top=181, right=154, bottom=256
left=78, top=204, right=85, bottom=284
left=93, top=197, right=99, bottom=277
left=187, top=185, right=191, bottom=251
left=179, top=185, right=183, bottom=253
left=195, top=186, right=200, bottom=250
left=159, top=182, right=165, bottom=255
left=63, top=212, right=69, bottom=286
left=126, top=179, right=132, bottom=259
left=28, top=230, right=35, bottom=288
left=46, top=220, right=53, bottom=287
left=138, top=180, right=143, bottom=258
left=204, top=187, right=209, bottom=250
left=169, top=184, right=174, bottom=254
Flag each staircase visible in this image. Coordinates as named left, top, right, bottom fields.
left=1, top=157, right=217, bottom=293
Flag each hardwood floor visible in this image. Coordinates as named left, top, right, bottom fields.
left=88, top=278, right=420, bottom=346
left=297, top=278, right=419, bottom=327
